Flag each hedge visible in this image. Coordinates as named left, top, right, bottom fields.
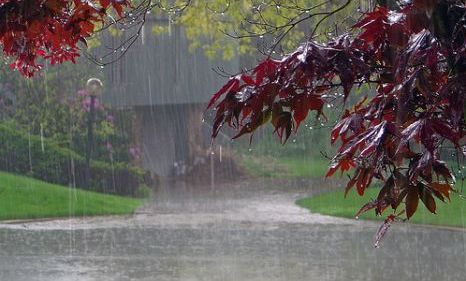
left=0, top=124, right=149, bottom=197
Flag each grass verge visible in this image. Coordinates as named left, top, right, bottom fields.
left=0, top=171, right=144, bottom=221
left=296, top=187, right=466, bottom=228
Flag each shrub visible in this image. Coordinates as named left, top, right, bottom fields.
left=0, top=123, right=149, bottom=196
left=134, top=184, right=151, bottom=199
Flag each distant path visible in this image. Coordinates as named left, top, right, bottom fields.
left=0, top=178, right=464, bottom=281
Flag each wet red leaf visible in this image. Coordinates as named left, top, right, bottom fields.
left=0, top=0, right=128, bottom=76
left=419, top=185, right=437, bottom=214
left=406, top=186, right=420, bottom=219
left=430, top=182, right=452, bottom=201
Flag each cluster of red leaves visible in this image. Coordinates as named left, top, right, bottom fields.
left=208, top=0, right=465, bottom=243
left=0, top=0, right=129, bottom=76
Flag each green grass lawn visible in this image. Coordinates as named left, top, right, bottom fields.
left=296, top=187, right=466, bottom=228
left=240, top=155, right=330, bottom=178
left=0, top=171, right=144, bottom=221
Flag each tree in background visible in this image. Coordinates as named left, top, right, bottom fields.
left=152, top=0, right=364, bottom=60
left=0, top=58, right=133, bottom=163
left=0, top=58, right=96, bottom=138
left=0, top=0, right=147, bottom=161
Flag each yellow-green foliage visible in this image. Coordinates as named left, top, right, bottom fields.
left=154, top=0, right=361, bottom=60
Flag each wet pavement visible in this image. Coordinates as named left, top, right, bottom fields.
left=0, top=178, right=465, bottom=281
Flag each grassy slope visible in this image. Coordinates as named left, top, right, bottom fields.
left=240, top=155, right=330, bottom=178
left=296, top=187, right=466, bottom=228
left=0, top=171, right=143, bottom=220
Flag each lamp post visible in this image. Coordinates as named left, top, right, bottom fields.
left=84, top=78, right=103, bottom=188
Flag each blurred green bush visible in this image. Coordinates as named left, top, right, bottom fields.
left=0, top=123, right=150, bottom=197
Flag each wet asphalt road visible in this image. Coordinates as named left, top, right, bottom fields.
left=0, top=178, right=464, bottom=281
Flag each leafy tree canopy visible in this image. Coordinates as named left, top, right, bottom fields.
left=154, top=0, right=363, bottom=60
left=0, top=0, right=134, bottom=76
left=207, top=0, right=466, bottom=245
left=0, top=0, right=362, bottom=74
